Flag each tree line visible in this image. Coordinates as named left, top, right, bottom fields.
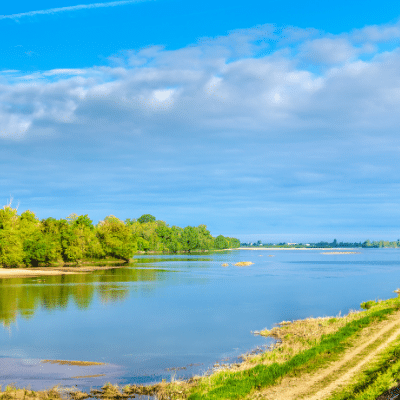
left=0, top=204, right=240, bottom=268
left=242, top=239, right=400, bottom=248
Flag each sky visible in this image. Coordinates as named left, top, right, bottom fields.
left=2, top=0, right=400, bottom=243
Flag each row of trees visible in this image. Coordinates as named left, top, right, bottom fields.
left=362, top=240, right=400, bottom=248
left=0, top=205, right=240, bottom=268
left=242, top=239, right=400, bottom=248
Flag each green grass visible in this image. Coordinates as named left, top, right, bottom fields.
left=328, top=334, right=400, bottom=399
left=188, top=302, right=400, bottom=400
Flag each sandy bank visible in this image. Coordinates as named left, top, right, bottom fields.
left=239, top=247, right=359, bottom=251
left=0, top=265, right=127, bottom=279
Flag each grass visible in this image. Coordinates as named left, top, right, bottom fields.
left=327, top=330, right=400, bottom=399
left=0, top=385, right=61, bottom=400
left=187, top=298, right=400, bottom=400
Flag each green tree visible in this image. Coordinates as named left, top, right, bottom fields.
left=73, top=215, right=103, bottom=260
left=0, top=204, right=24, bottom=267
left=214, top=235, right=229, bottom=250
left=197, top=225, right=214, bottom=250
left=19, top=210, right=51, bottom=267
left=180, top=226, right=200, bottom=252
left=137, top=214, right=156, bottom=224
left=61, top=214, right=104, bottom=262
left=96, top=215, right=136, bottom=261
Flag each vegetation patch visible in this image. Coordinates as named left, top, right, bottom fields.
left=321, top=252, right=361, bottom=254
left=186, top=298, right=400, bottom=400
left=41, top=360, right=105, bottom=366
left=0, top=202, right=240, bottom=268
left=0, top=385, right=62, bottom=400
left=234, top=262, right=254, bottom=267
left=327, top=332, right=400, bottom=399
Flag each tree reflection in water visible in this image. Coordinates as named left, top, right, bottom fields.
left=0, top=266, right=166, bottom=327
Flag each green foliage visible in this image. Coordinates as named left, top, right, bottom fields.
left=60, top=214, right=104, bottom=262
left=137, top=214, right=156, bottom=224
left=181, top=226, right=200, bottom=252
left=360, top=300, right=378, bottom=310
left=96, top=215, right=136, bottom=261
left=0, top=204, right=240, bottom=266
left=214, top=235, right=229, bottom=249
left=19, top=210, right=56, bottom=267
left=0, top=204, right=24, bottom=267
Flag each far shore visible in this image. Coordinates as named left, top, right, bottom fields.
left=239, top=247, right=359, bottom=250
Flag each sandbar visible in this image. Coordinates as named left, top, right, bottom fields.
left=0, top=265, right=126, bottom=279
left=239, top=247, right=359, bottom=251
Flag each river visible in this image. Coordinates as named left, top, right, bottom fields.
left=1, top=248, right=399, bottom=391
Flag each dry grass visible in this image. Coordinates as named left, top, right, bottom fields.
left=41, top=360, right=105, bottom=366
left=234, top=262, right=254, bottom=266
left=221, top=263, right=229, bottom=267
left=213, top=304, right=389, bottom=374
left=0, top=385, right=62, bottom=400
left=321, top=252, right=361, bottom=254
left=247, top=312, right=362, bottom=366
left=68, top=380, right=198, bottom=400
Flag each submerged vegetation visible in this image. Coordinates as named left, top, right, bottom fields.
left=0, top=202, right=240, bottom=268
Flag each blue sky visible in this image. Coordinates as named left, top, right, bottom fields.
left=2, top=0, right=400, bottom=242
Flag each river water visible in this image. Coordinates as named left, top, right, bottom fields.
left=1, top=248, right=400, bottom=390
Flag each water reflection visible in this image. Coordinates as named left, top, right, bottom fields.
left=3, top=249, right=399, bottom=391
left=0, top=266, right=170, bottom=326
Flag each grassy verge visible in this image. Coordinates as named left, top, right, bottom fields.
left=327, top=329, right=400, bottom=399
left=188, top=301, right=399, bottom=400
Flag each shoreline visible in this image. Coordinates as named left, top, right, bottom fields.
left=239, top=247, right=360, bottom=250
left=0, top=264, right=129, bottom=279
left=0, top=249, right=239, bottom=279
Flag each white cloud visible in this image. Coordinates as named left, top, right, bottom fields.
left=299, top=37, right=358, bottom=65
left=2, top=21, right=400, bottom=141
left=0, top=0, right=149, bottom=21
left=0, top=114, right=31, bottom=139
left=43, top=69, right=87, bottom=77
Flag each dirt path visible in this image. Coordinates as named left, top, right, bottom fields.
left=252, top=309, right=400, bottom=400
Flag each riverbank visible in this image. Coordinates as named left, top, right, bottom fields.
left=239, top=247, right=359, bottom=250
left=2, top=294, right=400, bottom=399
left=0, top=264, right=128, bottom=279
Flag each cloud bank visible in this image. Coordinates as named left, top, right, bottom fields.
left=2, top=22, right=400, bottom=139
